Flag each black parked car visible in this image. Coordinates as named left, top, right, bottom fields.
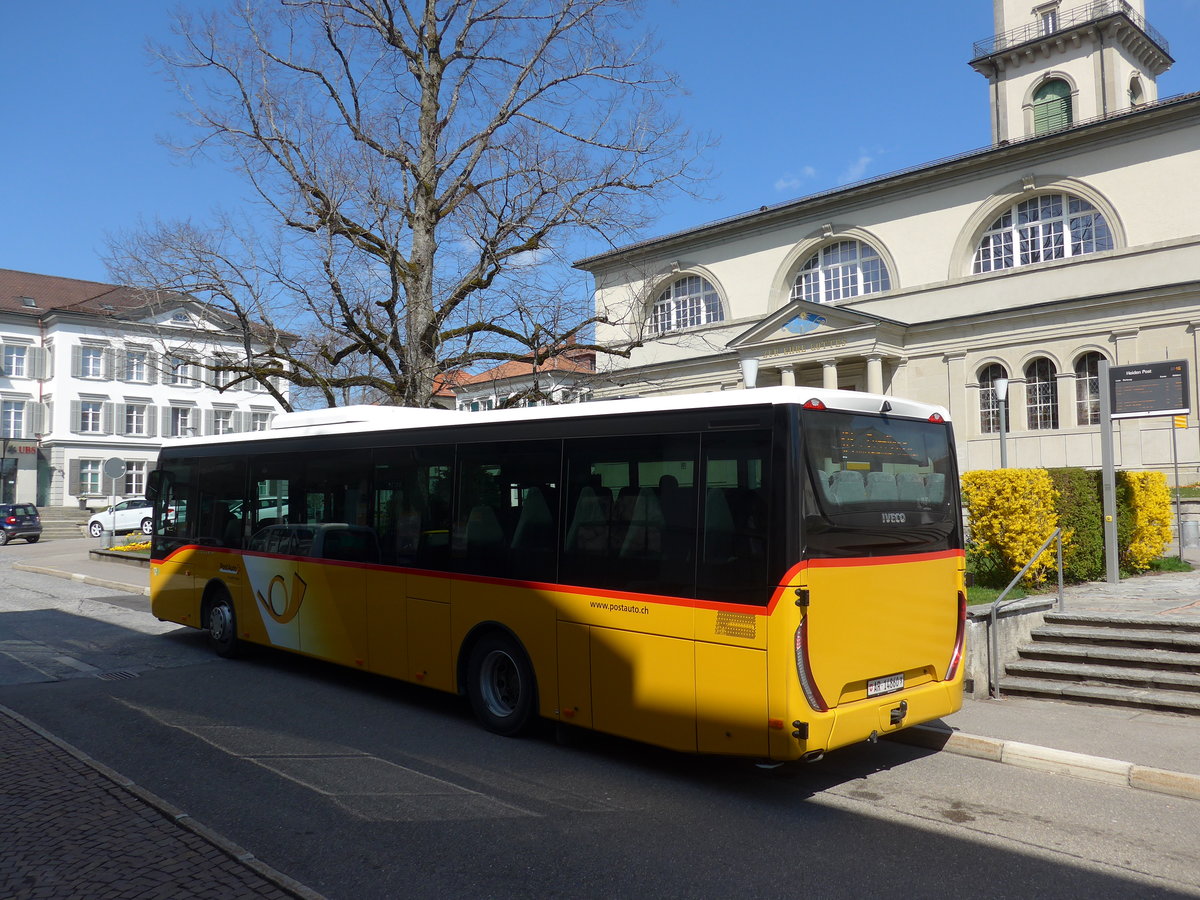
left=0, top=503, right=42, bottom=545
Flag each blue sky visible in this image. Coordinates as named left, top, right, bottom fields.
left=2, top=0, right=1198, bottom=286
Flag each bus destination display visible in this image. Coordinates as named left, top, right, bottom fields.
left=1109, top=360, right=1190, bottom=419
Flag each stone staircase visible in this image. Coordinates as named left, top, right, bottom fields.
left=35, top=506, right=91, bottom=540
left=1000, top=612, right=1200, bottom=715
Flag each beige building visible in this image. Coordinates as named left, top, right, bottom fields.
left=578, top=0, right=1200, bottom=479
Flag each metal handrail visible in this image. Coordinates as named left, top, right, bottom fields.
left=972, top=0, right=1169, bottom=60
left=987, top=527, right=1064, bottom=699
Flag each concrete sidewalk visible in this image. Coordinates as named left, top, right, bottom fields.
left=2, top=538, right=1197, bottom=896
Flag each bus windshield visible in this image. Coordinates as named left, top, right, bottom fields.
left=801, top=409, right=959, bottom=558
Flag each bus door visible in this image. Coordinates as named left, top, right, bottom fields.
left=295, top=454, right=372, bottom=667
left=149, top=458, right=199, bottom=626
left=242, top=458, right=306, bottom=651
left=797, top=408, right=962, bottom=734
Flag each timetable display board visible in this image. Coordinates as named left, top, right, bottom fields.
left=1108, top=360, right=1190, bottom=419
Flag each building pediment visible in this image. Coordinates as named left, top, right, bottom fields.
left=727, top=299, right=907, bottom=355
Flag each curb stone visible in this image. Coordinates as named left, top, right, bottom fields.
left=0, top=704, right=327, bottom=900
left=11, top=562, right=150, bottom=596
left=891, top=723, right=1200, bottom=801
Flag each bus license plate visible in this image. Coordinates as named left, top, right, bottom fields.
left=867, top=673, right=904, bottom=697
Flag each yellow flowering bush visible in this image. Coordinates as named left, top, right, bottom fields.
left=109, top=539, right=151, bottom=553
left=1119, top=471, right=1173, bottom=572
left=962, top=469, right=1061, bottom=587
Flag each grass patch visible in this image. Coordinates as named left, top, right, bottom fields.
left=1144, top=555, right=1192, bottom=574
left=967, top=583, right=1027, bottom=606
left=1172, top=486, right=1200, bottom=500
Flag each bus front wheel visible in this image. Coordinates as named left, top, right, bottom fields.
left=206, top=592, right=240, bottom=659
left=467, top=634, right=536, bottom=737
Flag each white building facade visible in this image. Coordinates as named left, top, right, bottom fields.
left=578, top=0, right=1200, bottom=481
left=0, top=269, right=288, bottom=507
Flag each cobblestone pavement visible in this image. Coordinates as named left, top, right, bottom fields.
left=0, top=706, right=321, bottom=900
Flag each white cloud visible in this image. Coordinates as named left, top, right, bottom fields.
left=774, top=166, right=817, bottom=192
left=838, top=153, right=874, bottom=185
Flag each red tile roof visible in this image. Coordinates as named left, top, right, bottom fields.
left=0, top=268, right=159, bottom=319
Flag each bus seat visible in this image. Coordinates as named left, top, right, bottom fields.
left=619, top=488, right=664, bottom=558
left=896, top=473, right=926, bottom=501
left=566, top=486, right=610, bottom=554
left=511, top=487, right=553, bottom=551
left=867, top=472, right=899, bottom=501
left=926, top=473, right=946, bottom=502
left=465, top=505, right=504, bottom=551
left=830, top=470, right=867, bottom=503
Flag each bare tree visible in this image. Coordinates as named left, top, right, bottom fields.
left=107, top=0, right=704, bottom=409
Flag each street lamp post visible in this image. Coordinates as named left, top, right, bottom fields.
left=994, top=377, right=1010, bottom=468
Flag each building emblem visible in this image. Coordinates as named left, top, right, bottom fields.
left=781, top=313, right=827, bottom=335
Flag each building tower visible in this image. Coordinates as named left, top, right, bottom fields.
left=970, top=0, right=1173, bottom=143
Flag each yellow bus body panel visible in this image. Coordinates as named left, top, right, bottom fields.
left=151, top=547, right=963, bottom=762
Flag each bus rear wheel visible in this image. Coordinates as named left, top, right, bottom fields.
left=467, top=634, right=536, bottom=737
left=206, top=591, right=240, bottom=659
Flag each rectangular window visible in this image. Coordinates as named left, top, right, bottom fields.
left=80, top=346, right=104, bottom=378
left=454, top=440, right=563, bottom=582
left=79, top=459, right=102, bottom=496
left=1041, top=9, right=1058, bottom=36
left=251, top=411, right=272, bottom=431
left=213, top=409, right=235, bottom=435
left=171, top=406, right=194, bottom=437
left=2, top=345, right=27, bottom=377
left=125, top=461, right=147, bottom=496
left=80, top=400, right=103, bottom=433
left=166, top=356, right=195, bottom=387
left=1, top=400, right=24, bottom=438
left=561, top=434, right=699, bottom=598
left=374, top=446, right=455, bottom=569
left=125, top=350, right=149, bottom=383
left=125, top=404, right=147, bottom=436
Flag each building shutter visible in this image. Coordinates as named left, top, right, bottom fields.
left=1033, top=80, right=1072, bottom=134
left=203, top=409, right=214, bottom=436
left=114, top=403, right=127, bottom=435
left=71, top=345, right=83, bottom=378
left=28, top=347, right=48, bottom=380
left=101, top=402, right=115, bottom=435
left=70, top=400, right=82, bottom=434
left=69, top=459, right=82, bottom=495
left=161, top=406, right=172, bottom=438
left=145, top=405, right=158, bottom=438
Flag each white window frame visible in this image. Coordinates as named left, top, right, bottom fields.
left=2, top=345, right=27, bottom=378
left=791, top=240, right=892, bottom=305
left=79, top=400, right=104, bottom=434
left=79, top=459, right=102, bottom=496
left=125, top=403, right=148, bottom=436
left=124, top=349, right=149, bottom=383
left=124, top=461, right=147, bottom=496
left=171, top=406, right=195, bottom=438
left=213, top=408, right=235, bottom=435
left=250, top=411, right=272, bottom=432
left=1, top=400, right=24, bottom=438
left=80, top=346, right=105, bottom=379
left=649, top=275, right=725, bottom=335
left=973, top=194, right=1112, bottom=274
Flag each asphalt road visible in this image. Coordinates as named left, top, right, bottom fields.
left=2, top=555, right=1199, bottom=899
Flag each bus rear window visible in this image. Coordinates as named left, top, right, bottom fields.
left=801, top=409, right=958, bottom=557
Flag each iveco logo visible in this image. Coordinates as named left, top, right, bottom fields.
left=881, top=512, right=906, bottom=524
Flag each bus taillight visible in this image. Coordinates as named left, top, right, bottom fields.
left=803, top=398, right=826, bottom=410
left=944, top=590, right=967, bottom=680
left=794, top=619, right=828, bottom=712
left=929, top=412, right=945, bottom=423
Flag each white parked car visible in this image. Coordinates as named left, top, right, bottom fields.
left=88, top=498, right=154, bottom=538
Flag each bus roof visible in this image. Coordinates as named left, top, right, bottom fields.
left=165, top=386, right=951, bottom=449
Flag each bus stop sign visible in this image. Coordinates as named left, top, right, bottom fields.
left=1108, top=360, right=1190, bottom=419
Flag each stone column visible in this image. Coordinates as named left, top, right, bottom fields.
left=779, top=364, right=796, bottom=387
left=822, top=360, right=839, bottom=390
left=866, top=355, right=884, bottom=395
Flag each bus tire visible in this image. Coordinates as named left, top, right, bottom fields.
left=205, top=590, right=240, bottom=659
left=467, top=633, right=537, bottom=737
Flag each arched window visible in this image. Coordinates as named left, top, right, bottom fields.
left=1075, top=352, right=1105, bottom=425
left=979, top=364, right=1009, bottom=434
left=790, top=240, right=891, bottom=304
left=1025, top=358, right=1059, bottom=430
left=649, top=275, right=724, bottom=335
left=1033, top=79, right=1072, bottom=134
left=973, top=193, right=1113, bottom=274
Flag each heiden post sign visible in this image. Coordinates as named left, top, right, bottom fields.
left=1108, top=360, right=1190, bottom=419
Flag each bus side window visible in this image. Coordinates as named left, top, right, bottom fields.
left=452, top=441, right=561, bottom=581
left=697, top=430, right=772, bottom=605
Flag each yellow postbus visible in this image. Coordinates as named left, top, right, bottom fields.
left=148, top=387, right=965, bottom=761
